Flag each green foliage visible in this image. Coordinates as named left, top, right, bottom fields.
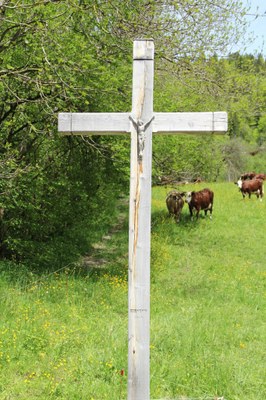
left=153, top=135, right=227, bottom=182
left=153, top=53, right=266, bottom=182
left=0, top=0, right=132, bottom=265
left=0, top=136, right=126, bottom=267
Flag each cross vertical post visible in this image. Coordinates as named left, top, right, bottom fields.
left=128, top=39, right=154, bottom=400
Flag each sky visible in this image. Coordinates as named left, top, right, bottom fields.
left=238, top=0, right=266, bottom=56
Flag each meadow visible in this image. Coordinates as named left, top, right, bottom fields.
left=0, top=182, right=265, bottom=400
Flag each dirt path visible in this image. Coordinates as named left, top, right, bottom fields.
left=81, top=203, right=127, bottom=270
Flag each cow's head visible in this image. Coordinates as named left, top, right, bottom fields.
left=236, top=179, right=243, bottom=189
left=185, top=191, right=194, bottom=204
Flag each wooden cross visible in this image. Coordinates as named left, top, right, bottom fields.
left=58, top=39, right=227, bottom=400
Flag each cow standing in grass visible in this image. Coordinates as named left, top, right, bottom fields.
left=239, top=172, right=265, bottom=181
left=236, top=178, right=264, bottom=201
left=185, top=188, right=214, bottom=220
left=254, top=173, right=266, bottom=180
left=240, top=172, right=256, bottom=180
left=166, top=191, right=185, bottom=223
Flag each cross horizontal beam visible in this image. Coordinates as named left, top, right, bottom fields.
left=58, top=111, right=227, bottom=136
left=58, top=112, right=130, bottom=135
left=153, top=112, right=227, bottom=134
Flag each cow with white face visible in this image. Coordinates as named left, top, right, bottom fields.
left=185, top=188, right=214, bottom=220
left=236, top=178, right=263, bottom=201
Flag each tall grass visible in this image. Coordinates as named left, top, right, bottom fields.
left=0, top=182, right=265, bottom=399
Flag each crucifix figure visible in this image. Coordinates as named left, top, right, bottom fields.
left=58, top=39, right=227, bottom=400
left=129, top=115, right=155, bottom=161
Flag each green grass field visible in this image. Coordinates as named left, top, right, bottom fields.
left=0, top=182, right=265, bottom=399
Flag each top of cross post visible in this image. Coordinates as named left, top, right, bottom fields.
left=133, top=39, right=154, bottom=60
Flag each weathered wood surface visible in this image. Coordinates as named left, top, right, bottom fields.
left=58, top=112, right=131, bottom=135
left=127, top=38, right=154, bottom=400
left=58, top=111, right=227, bottom=135
left=153, top=111, right=227, bottom=134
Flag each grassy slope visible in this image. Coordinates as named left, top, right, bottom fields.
left=0, top=182, right=265, bottom=399
left=151, top=182, right=265, bottom=399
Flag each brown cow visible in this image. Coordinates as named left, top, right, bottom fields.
left=236, top=178, right=264, bottom=201
left=240, top=172, right=266, bottom=181
left=240, top=172, right=256, bottom=180
left=166, top=191, right=185, bottom=223
left=254, top=173, right=266, bottom=180
left=185, top=188, right=214, bottom=220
